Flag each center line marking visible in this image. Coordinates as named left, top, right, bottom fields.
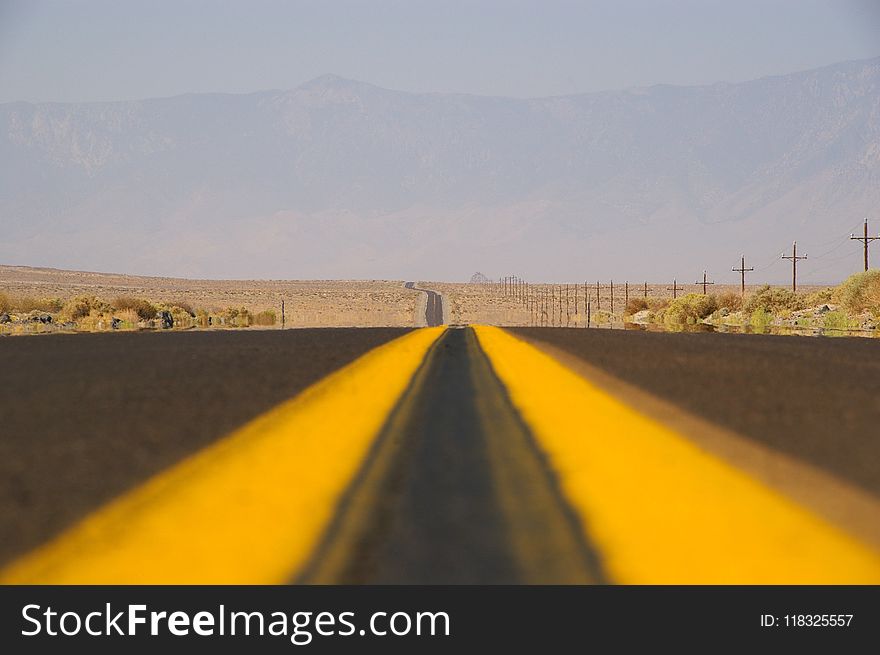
left=1, top=327, right=445, bottom=584
left=474, top=325, right=880, bottom=584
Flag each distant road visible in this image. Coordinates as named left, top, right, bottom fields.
left=405, top=282, right=444, bottom=326
left=1, top=326, right=878, bottom=584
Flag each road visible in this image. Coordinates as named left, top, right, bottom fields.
left=298, top=328, right=602, bottom=584
left=0, top=328, right=409, bottom=565
left=510, top=327, right=880, bottom=497
left=405, top=282, right=444, bottom=326
left=1, top=326, right=878, bottom=583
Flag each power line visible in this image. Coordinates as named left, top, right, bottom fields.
left=810, top=220, right=865, bottom=250
left=799, top=246, right=863, bottom=282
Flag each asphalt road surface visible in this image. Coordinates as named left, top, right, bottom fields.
left=511, top=327, right=880, bottom=497
left=0, top=328, right=409, bottom=564
left=1, top=325, right=878, bottom=583
left=298, top=328, right=602, bottom=584
left=405, top=282, right=444, bottom=327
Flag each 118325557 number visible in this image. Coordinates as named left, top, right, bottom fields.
left=761, top=614, right=853, bottom=628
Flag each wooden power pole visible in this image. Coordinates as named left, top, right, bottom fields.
left=732, top=255, right=754, bottom=297
left=850, top=219, right=879, bottom=271
left=667, top=279, right=684, bottom=299
left=695, top=270, right=715, bottom=295
left=781, top=242, right=808, bottom=292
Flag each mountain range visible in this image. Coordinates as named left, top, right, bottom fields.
left=1, top=57, right=879, bottom=283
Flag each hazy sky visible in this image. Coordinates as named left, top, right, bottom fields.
left=1, top=0, right=878, bottom=103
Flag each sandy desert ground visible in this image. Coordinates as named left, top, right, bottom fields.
left=0, top=266, right=419, bottom=329
left=0, top=265, right=836, bottom=332
left=427, top=281, right=827, bottom=327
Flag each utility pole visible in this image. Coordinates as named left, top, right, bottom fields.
left=281, top=299, right=285, bottom=329
left=781, top=242, right=807, bottom=292
left=596, top=281, right=601, bottom=310
left=624, top=281, right=629, bottom=307
left=850, top=218, right=879, bottom=271
left=732, top=255, right=754, bottom=297
left=667, top=279, right=684, bottom=299
left=565, top=284, right=570, bottom=326
left=535, top=289, right=544, bottom=327
left=610, top=280, right=614, bottom=314
left=533, top=290, right=537, bottom=326
left=695, top=270, right=715, bottom=295
left=644, top=282, right=649, bottom=299
left=541, top=288, right=545, bottom=327
left=558, top=285, right=563, bottom=326
left=546, top=287, right=550, bottom=327
left=584, top=282, right=588, bottom=327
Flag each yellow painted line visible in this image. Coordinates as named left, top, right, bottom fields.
left=1, top=327, right=445, bottom=584
left=474, top=325, right=880, bottom=584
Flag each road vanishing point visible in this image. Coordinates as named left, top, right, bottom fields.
left=405, top=282, right=444, bottom=327
left=1, top=303, right=879, bottom=583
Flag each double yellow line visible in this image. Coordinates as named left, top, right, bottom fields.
left=474, top=326, right=880, bottom=584
left=3, top=325, right=879, bottom=583
left=0, top=327, right=444, bottom=584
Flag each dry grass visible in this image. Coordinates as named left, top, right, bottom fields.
left=113, top=296, right=158, bottom=320
left=0, top=292, right=63, bottom=313
left=659, top=293, right=718, bottom=324
left=427, top=281, right=788, bottom=326
left=60, top=296, right=111, bottom=321
left=253, top=310, right=276, bottom=326
left=715, top=291, right=743, bottom=311
left=115, top=308, right=141, bottom=328
left=835, top=270, right=880, bottom=316
left=1, top=265, right=419, bottom=330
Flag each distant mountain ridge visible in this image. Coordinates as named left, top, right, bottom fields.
left=1, top=57, right=878, bottom=282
